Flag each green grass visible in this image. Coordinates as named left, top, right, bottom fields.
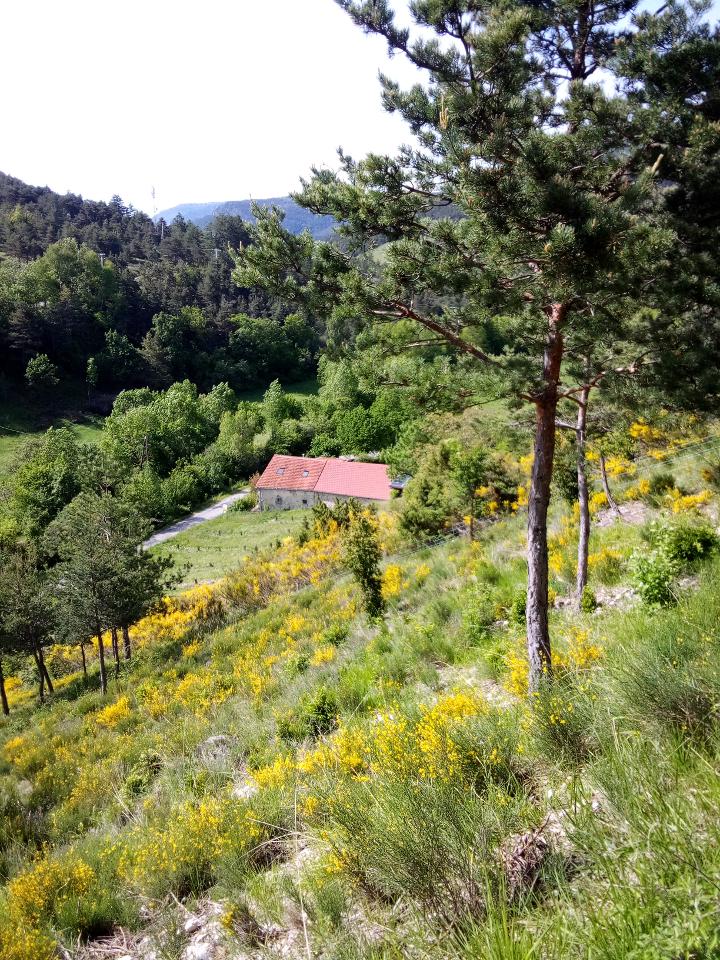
left=235, top=375, right=319, bottom=404
left=151, top=507, right=309, bottom=588
left=4, top=432, right=720, bottom=960
left=0, top=413, right=104, bottom=478
left=0, top=386, right=105, bottom=478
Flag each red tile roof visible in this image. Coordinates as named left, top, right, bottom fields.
left=255, top=454, right=391, bottom=501
left=315, top=458, right=391, bottom=501
left=256, top=454, right=327, bottom=492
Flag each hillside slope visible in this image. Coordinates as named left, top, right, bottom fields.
left=2, top=434, right=720, bottom=960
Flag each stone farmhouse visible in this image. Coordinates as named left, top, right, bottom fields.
left=255, top=454, right=395, bottom=510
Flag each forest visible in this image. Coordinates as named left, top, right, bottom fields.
left=1, top=0, right=720, bottom=958
left=0, top=171, right=318, bottom=395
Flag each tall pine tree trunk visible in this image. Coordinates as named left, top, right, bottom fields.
left=599, top=452, right=622, bottom=517
left=111, top=627, right=120, bottom=679
left=0, top=658, right=9, bottom=716
left=122, top=624, right=131, bottom=660
left=96, top=630, right=108, bottom=695
left=526, top=305, right=565, bottom=692
left=575, top=387, right=590, bottom=603
left=80, top=642, right=87, bottom=678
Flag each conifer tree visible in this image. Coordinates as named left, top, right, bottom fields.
left=234, top=0, right=719, bottom=690
left=46, top=492, right=170, bottom=694
left=0, top=544, right=55, bottom=705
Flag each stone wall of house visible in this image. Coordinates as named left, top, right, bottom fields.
left=258, top=488, right=314, bottom=510
left=258, top=489, right=387, bottom=511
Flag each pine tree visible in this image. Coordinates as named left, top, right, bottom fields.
left=0, top=544, right=55, bottom=705
left=46, top=492, right=170, bottom=694
left=345, top=508, right=385, bottom=620
left=234, top=0, right=719, bottom=690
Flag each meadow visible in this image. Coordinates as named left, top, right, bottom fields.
left=151, top=507, right=309, bottom=589
left=0, top=387, right=104, bottom=479
left=2, top=423, right=720, bottom=960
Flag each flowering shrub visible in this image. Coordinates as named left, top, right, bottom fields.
left=504, top=628, right=603, bottom=698
left=119, top=792, right=262, bottom=896
left=0, top=852, right=102, bottom=960
left=7, top=854, right=95, bottom=925
left=94, top=695, right=132, bottom=729
left=667, top=488, right=712, bottom=514
left=381, top=563, right=409, bottom=600
left=588, top=547, right=624, bottom=584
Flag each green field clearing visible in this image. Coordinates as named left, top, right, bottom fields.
left=151, top=507, right=308, bottom=589
left=0, top=392, right=104, bottom=478
left=235, top=375, right=318, bottom=404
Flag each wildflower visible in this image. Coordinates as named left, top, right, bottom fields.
left=94, top=695, right=132, bottom=729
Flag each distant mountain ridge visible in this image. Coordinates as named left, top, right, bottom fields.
left=155, top=196, right=336, bottom=240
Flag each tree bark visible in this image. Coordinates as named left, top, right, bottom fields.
left=33, top=648, right=45, bottom=703
left=599, top=452, right=622, bottom=517
left=122, top=624, right=131, bottom=660
left=38, top=646, right=54, bottom=694
left=80, top=642, right=87, bottom=678
left=526, top=304, right=566, bottom=693
left=0, top=658, right=9, bottom=716
left=111, top=627, right=120, bottom=679
left=96, top=630, right=108, bottom=695
left=575, top=387, right=590, bottom=604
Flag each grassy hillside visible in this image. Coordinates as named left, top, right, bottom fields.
left=0, top=390, right=104, bottom=478
left=2, top=432, right=720, bottom=959
left=152, top=507, right=309, bottom=589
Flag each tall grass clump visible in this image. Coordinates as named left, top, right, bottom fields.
left=607, top=563, right=720, bottom=738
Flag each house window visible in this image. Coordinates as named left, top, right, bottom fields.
left=276, top=495, right=282, bottom=504
left=302, top=469, right=309, bottom=477
left=276, top=467, right=285, bottom=476
left=302, top=498, right=308, bottom=505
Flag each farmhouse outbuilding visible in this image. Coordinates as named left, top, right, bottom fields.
left=255, top=454, right=393, bottom=510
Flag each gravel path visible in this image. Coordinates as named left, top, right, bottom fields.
left=142, top=490, right=249, bottom=548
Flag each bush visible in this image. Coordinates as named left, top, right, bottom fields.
left=461, top=585, right=497, bottom=646
left=325, top=772, right=533, bottom=928
left=530, top=675, right=601, bottom=767
left=587, top=546, right=624, bottom=585
left=647, top=518, right=719, bottom=566
left=508, top=591, right=526, bottom=625
left=633, top=520, right=719, bottom=605
left=647, top=471, right=676, bottom=500
left=612, top=621, right=720, bottom=739
left=632, top=548, right=677, bottom=606
left=231, top=491, right=257, bottom=512
left=579, top=586, right=597, bottom=613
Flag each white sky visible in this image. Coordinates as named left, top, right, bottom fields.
left=1, top=0, right=419, bottom=215
left=4, top=1, right=717, bottom=216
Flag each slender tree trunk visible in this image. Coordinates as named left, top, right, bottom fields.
left=469, top=495, right=475, bottom=542
left=0, top=658, right=9, bottom=716
left=80, top=642, right=87, bottom=678
left=33, top=648, right=45, bottom=703
left=122, top=624, right=131, bottom=660
left=96, top=630, right=108, bottom=695
left=111, top=627, right=120, bottom=678
left=526, top=304, right=565, bottom=693
left=38, top=646, right=54, bottom=694
left=599, top=452, right=622, bottom=517
left=575, top=388, right=590, bottom=604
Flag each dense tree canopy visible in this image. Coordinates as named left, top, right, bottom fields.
left=0, top=174, right=321, bottom=395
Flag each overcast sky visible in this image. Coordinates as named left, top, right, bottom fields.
left=5, top=1, right=717, bottom=216
left=2, top=0, right=419, bottom=214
